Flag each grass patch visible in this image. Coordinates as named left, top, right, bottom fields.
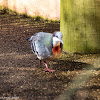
left=0, top=7, right=17, bottom=15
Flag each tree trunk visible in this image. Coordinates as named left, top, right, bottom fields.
left=60, top=0, right=100, bottom=53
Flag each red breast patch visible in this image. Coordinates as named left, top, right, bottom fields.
left=52, top=45, right=61, bottom=56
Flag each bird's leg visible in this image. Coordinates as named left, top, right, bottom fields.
left=39, top=60, right=42, bottom=67
left=43, top=61, right=55, bottom=72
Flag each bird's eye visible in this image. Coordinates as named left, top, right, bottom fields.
left=56, top=36, right=58, bottom=38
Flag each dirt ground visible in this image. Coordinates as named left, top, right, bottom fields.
left=0, top=14, right=100, bottom=100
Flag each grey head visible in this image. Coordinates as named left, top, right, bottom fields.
left=52, top=31, right=63, bottom=46
left=53, top=31, right=63, bottom=40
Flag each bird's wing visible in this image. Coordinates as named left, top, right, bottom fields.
left=34, top=32, right=53, bottom=53
left=30, top=32, right=53, bottom=59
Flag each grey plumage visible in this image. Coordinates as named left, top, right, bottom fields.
left=28, top=32, right=53, bottom=60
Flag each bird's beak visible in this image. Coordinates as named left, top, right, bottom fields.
left=60, top=39, right=63, bottom=44
left=53, top=37, right=63, bottom=46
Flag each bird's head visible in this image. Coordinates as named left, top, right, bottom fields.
left=52, top=31, right=63, bottom=56
left=53, top=31, right=63, bottom=46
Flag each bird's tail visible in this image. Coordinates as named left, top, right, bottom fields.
left=26, top=37, right=31, bottom=41
left=26, top=36, right=36, bottom=41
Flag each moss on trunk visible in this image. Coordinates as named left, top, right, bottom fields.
left=61, top=0, right=100, bottom=53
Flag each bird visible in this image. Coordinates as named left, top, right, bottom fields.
left=27, top=31, right=63, bottom=72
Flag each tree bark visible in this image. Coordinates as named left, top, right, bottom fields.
left=60, top=0, right=100, bottom=53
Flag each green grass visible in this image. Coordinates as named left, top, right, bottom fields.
left=0, top=7, right=17, bottom=15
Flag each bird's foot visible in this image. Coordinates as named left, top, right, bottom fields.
left=43, top=61, right=55, bottom=72
left=44, top=68, right=55, bottom=72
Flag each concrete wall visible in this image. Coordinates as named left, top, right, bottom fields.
left=0, top=0, right=60, bottom=20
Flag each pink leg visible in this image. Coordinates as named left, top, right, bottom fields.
left=43, top=61, right=55, bottom=72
